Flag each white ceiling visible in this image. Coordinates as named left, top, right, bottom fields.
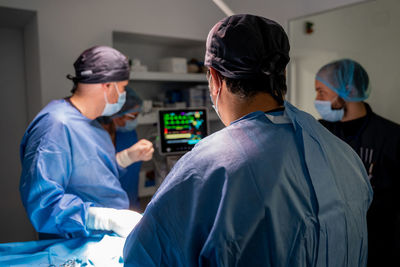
left=220, top=0, right=370, bottom=26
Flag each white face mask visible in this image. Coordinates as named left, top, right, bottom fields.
left=208, top=74, right=222, bottom=120
left=101, top=83, right=126, bottom=116
left=314, top=100, right=344, bottom=122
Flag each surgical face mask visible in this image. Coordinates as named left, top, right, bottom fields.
left=116, top=119, right=138, bottom=132
left=208, top=74, right=221, bottom=120
left=314, top=100, right=344, bottom=122
left=102, top=83, right=126, bottom=116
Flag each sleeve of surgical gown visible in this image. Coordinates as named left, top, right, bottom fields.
left=123, top=167, right=217, bottom=266
left=123, top=174, right=199, bottom=266
left=20, top=117, right=92, bottom=237
left=123, top=151, right=263, bottom=266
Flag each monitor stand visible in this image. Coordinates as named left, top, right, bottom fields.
left=166, top=154, right=183, bottom=172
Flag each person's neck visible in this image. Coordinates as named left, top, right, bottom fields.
left=341, top=101, right=367, bottom=122
left=70, top=91, right=102, bottom=120
left=223, top=91, right=281, bottom=125
left=101, top=122, right=117, bottom=145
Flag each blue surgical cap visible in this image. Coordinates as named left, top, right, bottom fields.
left=316, top=59, right=370, bottom=102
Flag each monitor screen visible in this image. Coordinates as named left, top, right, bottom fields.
left=158, top=108, right=208, bottom=154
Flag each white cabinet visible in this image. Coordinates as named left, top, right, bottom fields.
left=112, top=31, right=224, bottom=207
left=130, top=71, right=207, bottom=82
left=113, top=31, right=223, bottom=128
left=128, top=70, right=220, bottom=124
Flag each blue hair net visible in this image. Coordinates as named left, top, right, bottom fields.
left=316, top=59, right=370, bottom=102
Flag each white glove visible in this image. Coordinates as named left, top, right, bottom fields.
left=86, top=207, right=143, bottom=237
left=116, top=139, right=154, bottom=168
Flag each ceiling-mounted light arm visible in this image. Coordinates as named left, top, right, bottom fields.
left=212, top=0, right=235, bottom=16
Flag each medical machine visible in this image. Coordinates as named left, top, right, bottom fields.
left=158, top=108, right=209, bottom=155
left=137, top=108, right=209, bottom=199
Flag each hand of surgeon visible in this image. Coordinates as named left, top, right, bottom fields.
left=86, top=207, right=143, bottom=237
left=116, top=139, right=154, bottom=168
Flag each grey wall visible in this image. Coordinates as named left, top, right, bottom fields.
left=289, top=0, right=400, bottom=123
left=0, top=0, right=370, bottom=109
left=24, top=15, right=42, bottom=122
left=223, top=0, right=368, bottom=27
left=0, top=27, right=36, bottom=242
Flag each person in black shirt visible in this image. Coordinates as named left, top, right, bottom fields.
left=314, top=58, right=400, bottom=266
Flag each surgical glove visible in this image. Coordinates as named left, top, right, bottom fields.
left=86, top=207, right=143, bottom=237
left=116, top=139, right=154, bottom=168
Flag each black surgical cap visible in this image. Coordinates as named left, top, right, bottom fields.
left=67, top=46, right=130, bottom=88
left=204, top=14, right=290, bottom=79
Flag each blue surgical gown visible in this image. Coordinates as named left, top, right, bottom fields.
left=123, top=101, right=373, bottom=266
left=20, top=99, right=129, bottom=238
left=115, top=130, right=142, bottom=210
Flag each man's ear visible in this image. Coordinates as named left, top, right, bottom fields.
left=101, top=82, right=113, bottom=93
left=209, top=67, right=222, bottom=96
left=332, top=96, right=346, bottom=110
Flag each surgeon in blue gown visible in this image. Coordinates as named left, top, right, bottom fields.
left=20, top=46, right=153, bottom=239
left=98, top=87, right=152, bottom=211
left=123, top=15, right=373, bottom=266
